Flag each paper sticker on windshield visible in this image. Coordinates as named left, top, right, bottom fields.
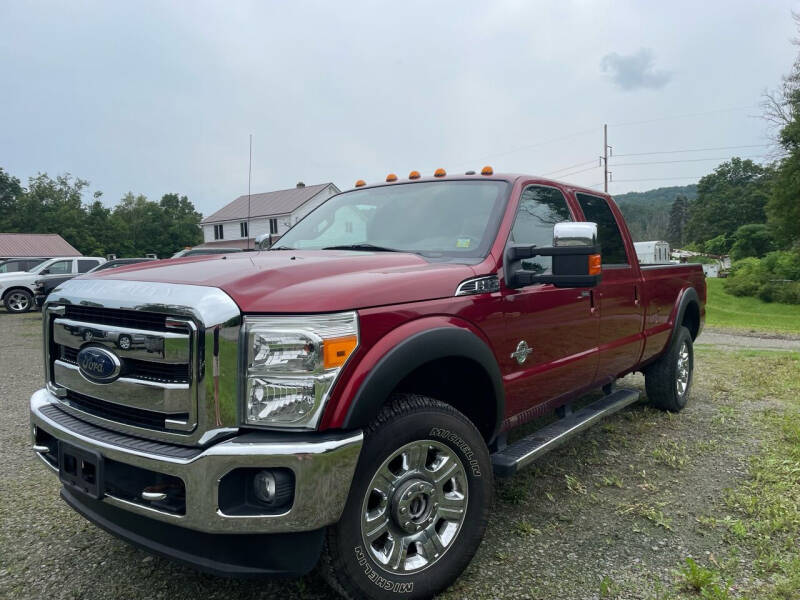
left=456, top=238, right=471, bottom=248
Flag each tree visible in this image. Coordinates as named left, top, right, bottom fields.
left=729, top=224, right=776, bottom=260
left=0, top=168, right=24, bottom=231
left=109, top=192, right=202, bottom=257
left=684, top=158, right=773, bottom=246
left=0, top=165, right=204, bottom=257
left=666, top=195, right=689, bottom=246
left=159, top=193, right=203, bottom=254
left=762, top=12, right=800, bottom=248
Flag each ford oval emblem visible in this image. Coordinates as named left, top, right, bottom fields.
left=77, top=346, right=122, bottom=383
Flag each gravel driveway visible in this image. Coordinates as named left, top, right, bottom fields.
left=697, top=327, right=800, bottom=352
left=1, top=311, right=796, bottom=599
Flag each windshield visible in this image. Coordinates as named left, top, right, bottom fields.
left=272, top=180, right=509, bottom=260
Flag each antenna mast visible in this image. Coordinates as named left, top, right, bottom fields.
left=247, top=134, right=252, bottom=250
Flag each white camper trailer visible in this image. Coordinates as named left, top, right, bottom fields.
left=634, top=241, right=671, bottom=264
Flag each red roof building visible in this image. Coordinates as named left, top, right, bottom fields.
left=0, top=233, right=81, bottom=259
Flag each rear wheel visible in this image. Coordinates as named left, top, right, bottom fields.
left=321, top=394, right=492, bottom=599
left=4, top=289, right=33, bottom=313
left=645, top=326, right=694, bottom=412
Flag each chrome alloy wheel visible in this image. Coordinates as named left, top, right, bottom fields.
left=676, top=341, right=690, bottom=396
left=360, top=440, right=469, bottom=574
left=7, top=291, right=30, bottom=312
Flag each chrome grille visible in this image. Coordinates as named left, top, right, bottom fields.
left=50, top=315, right=196, bottom=432
left=43, top=278, right=242, bottom=446
left=59, top=345, right=190, bottom=383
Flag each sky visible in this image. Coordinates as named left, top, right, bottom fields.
left=1, top=0, right=798, bottom=217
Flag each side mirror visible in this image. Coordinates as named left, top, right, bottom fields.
left=40, top=268, right=50, bottom=275
left=506, top=222, right=602, bottom=288
left=254, top=233, right=272, bottom=250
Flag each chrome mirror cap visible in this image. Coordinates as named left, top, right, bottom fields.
left=553, top=221, right=597, bottom=247
left=254, top=233, right=271, bottom=250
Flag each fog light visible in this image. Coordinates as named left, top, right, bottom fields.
left=253, top=470, right=277, bottom=503
left=252, top=469, right=294, bottom=507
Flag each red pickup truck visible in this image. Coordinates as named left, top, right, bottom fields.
left=30, top=170, right=705, bottom=599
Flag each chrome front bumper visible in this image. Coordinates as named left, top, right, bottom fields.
left=30, top=389, right=363, bottom=534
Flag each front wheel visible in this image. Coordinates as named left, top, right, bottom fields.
left=4, top=289, right=33, bottom=313
left=645, top=325, right=694, bottom=412
left=321, top=394, right=492, bottom=599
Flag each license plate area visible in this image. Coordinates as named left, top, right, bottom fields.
left=58, top=441, right=104, bottom=500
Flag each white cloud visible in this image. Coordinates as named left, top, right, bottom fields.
left=601, top=48, right=672, bottom=91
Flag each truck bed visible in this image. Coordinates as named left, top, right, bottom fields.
left=640, top=263, right=706, bottom=365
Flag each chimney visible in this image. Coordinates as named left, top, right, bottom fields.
left=296, top=181, right=305, bottom=188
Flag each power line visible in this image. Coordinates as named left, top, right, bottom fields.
left=614, top=143, right=770, bottom=158
left=610, top=154, right=770, bottom=167
left=551, top=164, right=602, bottom=179
left=611, top=176, right=706, bottom=183
left=542, top=158, right=598, bottom=176
left=451, top=126, right=600, bottom=168
left=609, top=104, right=759, bottom=128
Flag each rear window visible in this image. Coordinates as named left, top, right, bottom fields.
left=575, top=193, right=629, bottom=265
left=78, top=259, right=100, bottom=273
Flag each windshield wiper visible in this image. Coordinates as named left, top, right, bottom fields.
left=322, top=243, right=400, bottom=252
left=269, top=245, right=294, bottom=251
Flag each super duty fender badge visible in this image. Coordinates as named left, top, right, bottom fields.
left=429, top=427, right=481, bottom=477
left=354, top=546, right=413, bottom=593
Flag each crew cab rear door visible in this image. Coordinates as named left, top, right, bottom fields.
left=500, top=183, right=600, bottom=422
left=573, top=192, right=645, bottom=380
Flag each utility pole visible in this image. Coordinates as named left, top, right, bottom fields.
left=601, top=124, right=612, bottom=192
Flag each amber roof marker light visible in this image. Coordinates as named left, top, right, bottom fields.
left=386, top=173, right=398, bottom=182
left=434, top=168, right=447, bottom=177
left=481, top=165, right=494, bottom=175
left=408, top=170, right=421, bottom=180
left=354, top=179, right=366, bottom=187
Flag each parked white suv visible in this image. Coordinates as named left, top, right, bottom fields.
left=0, top=256, right=106, bottom=313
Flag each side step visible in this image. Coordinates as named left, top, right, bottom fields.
left=491, top=388, right=640, bottom=477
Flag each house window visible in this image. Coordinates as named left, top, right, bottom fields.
left=240, top=221, right=248, bottom=238
left=214, top=224, right=224, bottom=240
left=269, top=218, right=278, bottom=234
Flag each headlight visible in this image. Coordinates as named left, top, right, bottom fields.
left=243, top=312, right=359, bottom=429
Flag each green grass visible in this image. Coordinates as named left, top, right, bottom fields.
left=705, top=278, right=800, bottom=334
left=678, top=350, right=800, bottom=599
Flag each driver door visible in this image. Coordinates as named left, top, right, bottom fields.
left=501, top=183, right=600, bottom=425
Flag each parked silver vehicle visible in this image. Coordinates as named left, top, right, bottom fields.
left=0, top=256, right=106, bottom=313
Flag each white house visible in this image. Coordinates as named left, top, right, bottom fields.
left=199, top=182, right=340, bottom=249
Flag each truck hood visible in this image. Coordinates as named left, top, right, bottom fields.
left=87, top=251, right=478, bottom=312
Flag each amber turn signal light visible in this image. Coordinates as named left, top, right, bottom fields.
left=434, top=168, right=446, bottom=177
left=408, top=170, right=421, bottom=179
left=588, top=253, right=602, bottom=275
left=481, top=165, right=493, bottom=175
left=355, top=179, right=366, bottom=187
left=323, top=335, right=358, bottom=369
left=386, top=173, right=398, bottom=182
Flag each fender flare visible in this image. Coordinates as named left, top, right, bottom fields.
left=669, top=287, right=701, bottom=343
left=341, top=327, right=505, bottom=441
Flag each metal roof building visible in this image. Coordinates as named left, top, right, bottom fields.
left=0, top=233, right=81, bottom=258
left=198, top=182, right=340, bottom=248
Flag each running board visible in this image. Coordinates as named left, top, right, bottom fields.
left=491, top=388, right=640, bottom=477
